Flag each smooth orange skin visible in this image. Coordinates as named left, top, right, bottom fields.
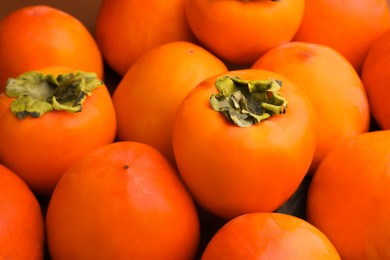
left=252, top=42, right=370, bottom=172
left=0, top=5, right=104, bottom=91
left=201, top=212, right=341, bottom=260
left=0, top=66, right=116, bottom=196
left=185, top=0, right=304, bottom=65
left=113, top=41, right=228, bottom=164
left=307, top=130, right=390, bottom=259
left=361, top=28, right=390, bottom=130
left=293, top=0, right=390, bottom=73
left=0, top=164, right=45, bottom=260
left=46, top=141, right=200, bottom=260
left=172, top=69, right=317, bottom=219
left=95, top=0, right=196, bottom=76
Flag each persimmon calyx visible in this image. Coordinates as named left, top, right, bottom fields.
left=5, top=71, right=103, bottom=119
left=210, top=75, right=288, bottom=127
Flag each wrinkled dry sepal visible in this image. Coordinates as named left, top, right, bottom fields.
left=210, top=75, right=288, bottom=127
left=5, top=70, right=102, bottom=119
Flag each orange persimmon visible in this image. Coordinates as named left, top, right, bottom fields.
left=95, top=0, right=196, bottom=76
left=46, top=141, right=200, bottom=259
left=173, top=69, right=317, bottom=219
left=0, top=66, right=116, bottom=196
left=307, top=130, right=390, bottom=259
left=361, top=28, right=390, bottom=130
left=293, top=0, right=390, bottom=72
left=112, top=41, right=228, bottom=164
left=184, top=0, right=305, bottom=65
left=0, top=5, right=104, bottom=91
left=252, top=42, right=370, bottom=172
left=0, top=164, right=45, bottom=259
left=201, top=212, right=340, bottom=259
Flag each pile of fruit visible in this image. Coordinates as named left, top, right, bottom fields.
left=0, top=0, right=389, bottom=259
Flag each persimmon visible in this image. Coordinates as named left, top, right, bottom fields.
left=252, top=42, right=370, bottom=172
left=0, top=5, right=104, bottom=91
left=293, top=0, right=390, bottom=72
left=361, top=28, right=390, bottom=130
left=46, top=141, right=200, bottom=259
left=307, top=130, right=390, bottom=259
left=201, top=212, right=341, bottom=259
left=184, top=0, right=304, bottom=65
left=95, top=0, right=196, bottom=76
left=113, top=41, right=228, bottom=164
left=172, top=69, right=317, bottom=219
left=0, top=164, right=45, bottom=259
left=0, top=66, right=116, bottom=196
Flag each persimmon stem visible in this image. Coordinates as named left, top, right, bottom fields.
left=5, top=71, right=102, bottom=119
left=209, top=75, right=288, bottom=127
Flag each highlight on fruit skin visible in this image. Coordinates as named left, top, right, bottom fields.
left=201, top=212, right=341, bottom=260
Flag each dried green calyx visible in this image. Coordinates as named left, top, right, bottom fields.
left=210, top=75, right=288, bottom=127
left=5, top=71, right=103, bottom=119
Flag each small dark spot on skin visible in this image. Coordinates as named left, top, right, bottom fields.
left=188, top=49, right=195, bottom=54
left=123, top=165, right=129, bottom=170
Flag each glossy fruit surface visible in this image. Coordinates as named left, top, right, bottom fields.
left=46, top=141, right=200, bottom=259
left=113, top=41, right=228, bottom=164
left=361, top=28, right=390, bottom=130
left=293, top=0, right=390, bottom=72
left=201, top=212, right=341, bottom=260
left=0, top=164, right=45, bottom=260
left=185, top=0, right=304, bottom=65
left=0, top=5, right=103, bottom=90
left=0, top=66, right=116, bottom=195
left=307, top=130, right=390, bottom=259
left=95, top=0, right=195, bottom=76
left=252, top=41, right=370, bottom=172
left=173, top=69, right=317, bottom=219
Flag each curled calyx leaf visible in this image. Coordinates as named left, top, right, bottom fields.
left=210, top=75, right=288, bottom=127
left=5, top=71, right=103, bottom=119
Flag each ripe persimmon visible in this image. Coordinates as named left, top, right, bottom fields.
left=307, top=130, right=390, bottom=259
left=112, top=41, right=228, bottom=164
left=0, top=164, right=45, bottom=259
left=95, top=0, right=196, bottom=76
left=361, top=28, right=390, bottom=130
left=201, top=212, right=340, bottom=259
left=0, top=66, right=116, bottom=196
left=46, top=141, right=200, bottom=259
left=173, top=69, right=317, bottom=219
left=252, top=42, right=370, bottom=172
left=0, top=5, right=104, bottom=91
left=185, top=0, right=304, bottom=65
left=293, top=0, right=390, bottom=72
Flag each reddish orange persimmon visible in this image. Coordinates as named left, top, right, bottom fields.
left=95, top=0, right=196, bottom=76
left=252, top=42, right=370, bottom=172
left=184, top=0, right=304, bottom=65
left=173, top=69, right=317, bottom=219
left=293, top=0, right=390, bottom=72
left=113, top=41, right=228, bottom=164
left=46, top=141, right=200, bottom=259
left=0, top=164, right=45, bottom=260
left=0, top=66, right=116, bottom=196
left=201, top=212, right=341, bottom=259
left=307, top=130, right=390, bottom=259
left=0, top=5, right=104, bottom=91
left=361, top=28, right=390, bottom=130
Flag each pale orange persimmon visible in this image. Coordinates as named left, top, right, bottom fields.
left=112, top=41, right=228, bottom=164
left=293, top=0, right=390, bottom=73
left=252, top=42, right=370, bottom=172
